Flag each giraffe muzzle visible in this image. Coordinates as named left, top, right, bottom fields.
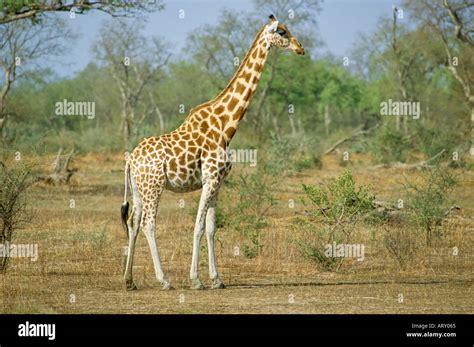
left=291, top=38, right=305, bottom=55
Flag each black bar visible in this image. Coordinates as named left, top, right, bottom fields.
left=0, top=314, right=472, bottom=345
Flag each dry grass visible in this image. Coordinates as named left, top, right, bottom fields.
left=1, top=153, right=473, bottom=313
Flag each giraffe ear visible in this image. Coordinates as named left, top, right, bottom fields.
left=267, top=20, right=278, bottom=33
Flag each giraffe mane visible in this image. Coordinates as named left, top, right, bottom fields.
left=184, top=25, right=267, bottom=120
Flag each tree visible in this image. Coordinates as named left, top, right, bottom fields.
left=391, top=6, right=411, bottom=133
left=403, top=0, right=474, bottom=151
left=0, top=0, right=163, bottom=24
left=156, top=61, right=218, bottom=132
left=93, top=19, right=170, bottom=149
left=0, top=16, right=70, bottom=139
left=270, top=57, right=368, bottom=138
left=351, top=7, right=468, bottom=145
left=186, top=10, right=258, bottom=85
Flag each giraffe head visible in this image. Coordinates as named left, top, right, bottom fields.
left=264, top=14, right=305, bottom=55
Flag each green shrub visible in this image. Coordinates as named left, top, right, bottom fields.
left=293, top=153, right=322, bottom=172
left=369, top=125, right=410, bottom=163
left=72, top=226, right=110, bottom=250
left=414, top=125, right=463, bottom=160
left=302, top=169, right=374, bottom=223
left=405, top=167, right=457, bottom=245
left=298, top=169, right=375, bottom=270
left=264, top=133, right=299, bottom=176
left=242, top=230, right=263, bottom=259
left=233, top=169, right=277, bottom=259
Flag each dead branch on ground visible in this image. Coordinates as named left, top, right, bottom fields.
left=37, top=148, right=77, bottom=185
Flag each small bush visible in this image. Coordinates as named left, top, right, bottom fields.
left=383, top=228, right=418, bottom=269
left=302, top=169, right=374, bottom=224
left=242, top=230, right=263, bottom=259
left=90, top=227, right=109, bottom=250
left=293, top=153, right=322, bottom=172
left=264, top=133, right=299, bottom=176
left=369, top=125, right=410, bottom=163
left=405, top=167, right=457, bottom=245
left=0, top=159, right=35, bottom=272
left=297, top=228, right=344, bottom=271
left=298, top=169, right=375, bottom=270
left=72, top=226, right=110, bottom=250
left=233, top=169, right=277, bottom=259
left=414, top=125, right=463, bottom=160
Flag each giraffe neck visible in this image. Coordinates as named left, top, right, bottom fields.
left=214, top=26, right=270, bottom=142
left=181, top=25, right=271, bottom=144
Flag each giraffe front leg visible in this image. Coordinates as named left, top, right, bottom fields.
left=206, top=196, right=225, bottom=289
left=190, top=181, right=216, bottom=290
left=190, top=215, right=206, bottom=290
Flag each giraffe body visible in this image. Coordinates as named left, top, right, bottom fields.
left=121, top=15, right=304, bottom=290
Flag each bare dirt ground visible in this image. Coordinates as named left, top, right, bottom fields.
left=1, top=153, right=473, bottom=313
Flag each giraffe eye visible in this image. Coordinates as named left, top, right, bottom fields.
left=276, top=28, right=287, bottom=36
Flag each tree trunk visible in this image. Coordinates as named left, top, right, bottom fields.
left=0, top=115, right=7, bottom=140
left=121, top=110, right=131, bottom=150
left=272, top=116, right=280, bottom=134
left=254, top=52, right=278, bottom=142
left=156, top=105, right=165, bottom=135
left=470, top=103, right=474, bottom=155
left=399, top=83, right=409, bottom=134
left=288, top=114, right=297, bottom=138
left=324, top=104, right=331, bottom=136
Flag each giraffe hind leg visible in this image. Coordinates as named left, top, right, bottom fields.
left=123, top=176, right=142, bottom=290
left=141, top=207, right=173, bottom=290
left=139, top=173, right=172, bottom=290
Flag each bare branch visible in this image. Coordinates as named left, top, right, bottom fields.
left=0, top=1, right=164, bottom=24
left=443, top=0, right=474, bottom=46
left=371, top=149, right=446, bottom=170
left=325, top=123, right=381, bottom=155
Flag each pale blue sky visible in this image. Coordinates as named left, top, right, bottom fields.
left=53, top=0, right=402, bottom=78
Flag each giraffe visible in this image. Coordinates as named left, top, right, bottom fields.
left=121, top=14, right=305, bottom=290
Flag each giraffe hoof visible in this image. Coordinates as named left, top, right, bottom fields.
left=190, top=279, right=205, bottom=290
left=162, top=281, right=174, bottom=290
left=211, top=279, right=226, bottom=289
left=126, top=280, right=138, bottom=291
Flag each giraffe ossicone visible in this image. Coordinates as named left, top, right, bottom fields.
left=120, top=15, right=305, bottom=291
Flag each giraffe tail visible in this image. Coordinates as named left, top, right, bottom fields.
left=121, top=160, right=130, bottom=239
